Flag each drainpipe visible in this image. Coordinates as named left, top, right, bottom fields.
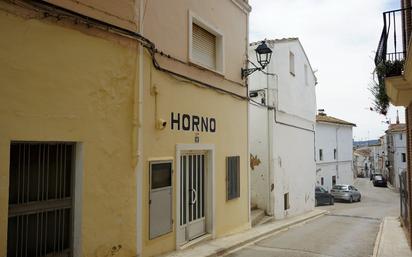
left=134, top=1, right=144, bottom=256
left=336, top=126, right=339, bottom=181
left=246, top=10, right=251, bottom=225
left=266, top=59, right=275, bottom=216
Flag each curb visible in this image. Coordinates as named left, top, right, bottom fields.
left=216, top=210, right=328, bottom=256
left=163, top=210, right=328, bottom=257
left=373, top=218, right=385, bottom=257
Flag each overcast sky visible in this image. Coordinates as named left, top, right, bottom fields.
left=249, top=0, right=403, bottom=141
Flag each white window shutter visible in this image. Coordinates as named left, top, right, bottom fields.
left=192, top=24, right=216, bottom=70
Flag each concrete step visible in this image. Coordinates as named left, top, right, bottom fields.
left=251, top=203, right=258, bottom=211
left=256, top=215, right=275, bottom=226
left=251, top=209, right=266, bottom=227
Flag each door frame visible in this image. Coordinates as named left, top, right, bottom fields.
left=175, top=144, right=215, bottom=247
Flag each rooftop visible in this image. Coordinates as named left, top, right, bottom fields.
left=316, top=114, right=356, bottom=127
left=386, top=123, right=406, bottom=133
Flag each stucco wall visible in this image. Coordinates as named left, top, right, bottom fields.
left=141, top=52, right=249, bottom=256
left=315, top=122, right=354, bottom=190
left=249, top=103, right=269, bottom=211
left=249, top=39, right=316, bottom=217
left=0, top=9, right=138, bottom=257
left=273, top=124, right=315, bottom=219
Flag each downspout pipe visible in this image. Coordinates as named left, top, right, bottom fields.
left=135, top=1, right=144, bottom=256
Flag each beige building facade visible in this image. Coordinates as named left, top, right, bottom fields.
left=0, top=0, right=251, bottom=256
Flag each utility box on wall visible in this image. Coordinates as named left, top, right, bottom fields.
left=149, top=160, right=173, bottom=239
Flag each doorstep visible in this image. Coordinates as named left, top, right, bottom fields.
left=373, top=217, right=412, bottom=257
left=159, top=209, right=328, bottom=257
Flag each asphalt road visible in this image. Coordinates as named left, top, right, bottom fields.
left=227, top=178, right=400, bottom=257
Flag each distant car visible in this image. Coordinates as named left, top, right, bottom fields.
left=315, top=186, right=334, bottom=206
left=331, top=184, right=361, bottom=203
left=372, top=174, right=387, bottom=187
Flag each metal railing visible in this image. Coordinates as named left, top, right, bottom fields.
left=375, top=7, right=412, bottom=72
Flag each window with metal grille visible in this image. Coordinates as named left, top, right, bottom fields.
left=192, top=23, right=217, bottom=70
left=8, top=142, right=74, bottom=257
left=226, top=156, right=240, bottom=200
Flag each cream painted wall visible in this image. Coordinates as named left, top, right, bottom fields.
left=0, top=9, right=138, bottom=257
left=46, top=0, right=137, bottom=30
left=141, top=52, right=249, bottom=256
left=143, top=0, right=248, bottom=87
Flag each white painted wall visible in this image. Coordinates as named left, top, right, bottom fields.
left=390, top=131, right=407, bottom=188
left=315, top=122, right=354, bottom=191
left=249, top=39, right=316, bottom=218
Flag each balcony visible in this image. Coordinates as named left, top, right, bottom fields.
left=375, top=6, right=412, bottom=107
left=375, top=7, right=412, bottom=77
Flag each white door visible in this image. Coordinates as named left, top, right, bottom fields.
left=179, top=153, right=206, bottom=243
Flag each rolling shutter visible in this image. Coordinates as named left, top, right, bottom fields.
left=192, top=23, right=216, bottom=70
left=227, top=156, right=240, bottom=200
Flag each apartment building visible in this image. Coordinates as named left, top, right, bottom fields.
left=315, top=112, right=356, bottom=191
left=249, top=38, right=317, bottom=220
left=0, top=0, right=251, bottom=256
left=385, top=123, right=407, bottom=189
left=375, top=0, right=412, bottom=247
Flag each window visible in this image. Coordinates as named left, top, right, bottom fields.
left=402, top=153, right=406, bottom=162
left=8, top=142, right=74, bottom=257
left=189, top=12, right=223, bottom=73
left=304, top=64, right=308, bottom=85
left=289, top=51, right=295, bottom=76
left=284, top=193, right=290, bottom=210
left=334, top=148, right=337, bottom=160
left=227, top=156, right=240, bottom=200
left=319, top=149, right=323, bottom=161
left=321, top=177, right=324, bottom=185
left=332, top=176, right=337, bottom=186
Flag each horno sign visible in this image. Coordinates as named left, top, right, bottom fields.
left=171, top=112, right=216, bottom=132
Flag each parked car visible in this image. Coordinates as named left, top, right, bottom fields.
left=372, top=174, right=387, bottom=187
left=330, top=184, right=361, bottom=203
left=315, top=186, right=334, bottom=206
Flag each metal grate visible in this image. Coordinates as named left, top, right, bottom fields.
left=226, top=156, right=240, bottom=200
left=8, top=142, right=74, bottom=257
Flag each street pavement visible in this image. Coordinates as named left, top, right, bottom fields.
left=227, top=178, right=400, bottom=257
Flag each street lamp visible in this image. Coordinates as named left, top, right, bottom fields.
left=241, top=41, right=273, bottom=79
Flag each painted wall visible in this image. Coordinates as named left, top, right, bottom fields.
left=389, top=131, right=407, bottom=188
left=249, top=102, right=269, bottom=211
left=0, top=6, right=139, bottom=257
left=140, top=52, right=249, bottom=257
left=1, top=1, right=251, bottom=256
left=315, top=122, right=354, bottom=190
left=46, top=0, right=138, bottom=30
left=249, top=39, right=316, bottom=218
left=143, top=0, right=249, bottom=95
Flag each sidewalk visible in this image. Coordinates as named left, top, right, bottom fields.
left=161, top=209, right=327, bottom=257
left=374, top=217, right=412, bottom=257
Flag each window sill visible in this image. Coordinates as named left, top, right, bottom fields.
left=189, top=59, right=225, bottom=78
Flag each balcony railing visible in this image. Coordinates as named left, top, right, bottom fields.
left=375, top=7, right=412, bottom=77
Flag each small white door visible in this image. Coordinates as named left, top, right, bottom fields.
left=150, top=161, right=173, bottom=239
left=179, top=153, right=206, bottom=243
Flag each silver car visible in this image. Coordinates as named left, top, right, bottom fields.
left=330, top=184, right=361, bottom=203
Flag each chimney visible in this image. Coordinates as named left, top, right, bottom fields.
left=318, top=109, right=326, bottom=116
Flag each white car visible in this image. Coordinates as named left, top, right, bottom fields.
left=330, top=184, right=361, bottom=203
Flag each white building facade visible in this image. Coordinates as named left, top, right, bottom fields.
left=315, top=114, right=355, bottom=191
left=386, top=124, right=407, bottom=189
left=249, top=38, right=317, bottom=219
